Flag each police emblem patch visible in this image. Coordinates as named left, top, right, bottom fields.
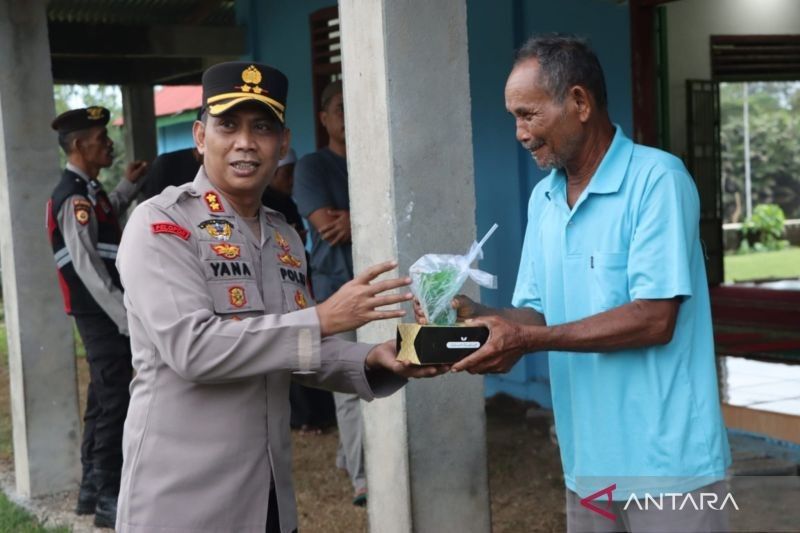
left=229, top=286, right=247, bottom=308
left=294, top=290, right=308, bottom=309
left=73, top=199, right=91, bottom=225
left=204, top=191, right=224, bottom=213
left=199, top=219, right=233, bottom=241
left=210, top=243, right=241, bottom=259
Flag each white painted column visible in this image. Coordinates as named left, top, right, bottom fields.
left=0, top=0, right=82, bottom=497
left=339, top=1, right=491, bottom=531
left=122, top=84, right=157, bottom=165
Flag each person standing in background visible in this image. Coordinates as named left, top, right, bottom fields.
left=47, top=106, right=148, bottom=528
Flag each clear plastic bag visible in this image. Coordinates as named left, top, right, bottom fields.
left=410, top=224, right=498, bottom=325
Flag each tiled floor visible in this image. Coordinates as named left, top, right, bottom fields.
left=719, top=356, right=800, bottom=415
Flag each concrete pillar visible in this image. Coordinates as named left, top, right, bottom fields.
left=121, top=84, right=157, bottom=164
left=0, top=0, right=82, bottom=497
left=339, top=1, right=491, bottom=532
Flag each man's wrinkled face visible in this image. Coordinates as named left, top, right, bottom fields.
left=320, top=92, right=345, bottom=146
left=505, top=59, right=582, bottom=171
left=78, top=126, right=114, bottom=169
left=194, top=103, right=290, bottom=197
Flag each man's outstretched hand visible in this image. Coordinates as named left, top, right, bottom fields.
left=365, top=340, right=450, bottom=378
left=316, top=260, right=412, bottom=337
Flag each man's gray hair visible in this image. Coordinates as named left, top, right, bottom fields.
left=515, top=34, right=608, bottom=111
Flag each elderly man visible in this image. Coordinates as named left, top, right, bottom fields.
left=47, top=106, right=147, bottom=527
left=115, top=61, right=443, bottom=533
left=419, top=35, right=731, bottom=532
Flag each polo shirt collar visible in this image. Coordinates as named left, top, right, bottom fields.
left=543, top=124, right=633, bottom=202
left=584, top=124, right=633, bottom=195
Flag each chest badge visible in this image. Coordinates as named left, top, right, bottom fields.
left=210, top=243, right=241, bottom=259
left=274, top=230, right=291, bottom=252
left=278, top=252, right=302, bottom=268
left=228, top=286, right=247, bottom=308
left=204, top=191, right=225, bottom=213
left=294, top=289, right=308, bottom=309
left=199, top=219, right=233, bottom=241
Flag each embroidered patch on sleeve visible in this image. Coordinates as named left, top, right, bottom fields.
left=151, top=222, right=191, bottom=240
left=73, top=200, right=91, bottom=225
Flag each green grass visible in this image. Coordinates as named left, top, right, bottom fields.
left=724, top=246, right=800, bottom=283
left=0, top=488, right=70, bottom=532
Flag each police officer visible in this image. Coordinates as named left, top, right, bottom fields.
left=114, top=62, right=445, bottom=533
left=47, top=106, right=148, bottom=528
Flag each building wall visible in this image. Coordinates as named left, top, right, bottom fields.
left=157, top=122, right=195, bottom=154
left=237, top=0, right=337, bottom=160
left=666, top=0, right=800, bottom=159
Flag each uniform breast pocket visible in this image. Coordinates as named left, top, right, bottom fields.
left=208, top=280, right=266, bottom=316
left=590, top=251, right=630, bottom=312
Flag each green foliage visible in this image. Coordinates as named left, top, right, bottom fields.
left=417, top=268, right=459, bottom=325
left=725, top=246, right=800, bottom=282
left=0, top=491, right=70, bottom=532
left=739, top=204, right=789, bottom=253
left=720, top=82, right=800, bottom=223
left=53, top=85, right=127, bottom=191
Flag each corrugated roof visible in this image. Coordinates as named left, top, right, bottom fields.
left=47, top=0, right=237, bottom=26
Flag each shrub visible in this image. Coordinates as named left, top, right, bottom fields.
left=739, top=203, right=789, bottom=253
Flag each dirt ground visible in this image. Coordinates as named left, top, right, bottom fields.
left=0, top=355, right=566, bottom=532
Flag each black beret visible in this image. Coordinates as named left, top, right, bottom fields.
left=51, top=106, right=110, bottom=135
left=202, top=62, right=288, bottom=124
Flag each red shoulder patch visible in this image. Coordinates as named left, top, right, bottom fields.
left=151, top=222, right=190, bottom=240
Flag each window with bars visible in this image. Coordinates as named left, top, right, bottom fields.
left=309, top=6, right=342, bottom=148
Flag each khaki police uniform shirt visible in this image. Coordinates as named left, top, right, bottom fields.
left=58, top=163, right=141, bottom=334
left=115, top=168, right=403, bottom=533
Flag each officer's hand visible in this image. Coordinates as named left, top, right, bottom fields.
left=450, top=315, right=532, bottom=374
left=365, top=340, right=450, bottom=378
left=319, top=209, right=351, bottom=246
left=413, top=294, right=482, bottom=325
left=125, top=160, right=149, bottom=183
left=316, top=260, right=412, bottom=337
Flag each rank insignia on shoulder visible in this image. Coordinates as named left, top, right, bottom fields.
left=210, top=243, right=241, bottom=259
left=278, top=252, right=302, bottom=268
left=229, top=286, right=247, bottom=308
left=73, top=200, right=91, bottom=225
left=294, top=289, right=308, bottom=309
left=204, top=191, right=225, bottom=213
left=199, top=219, right=233, bottom=241
left=274, top=230, right=291, bottom=252
left=151, top=222, right=190, bottom=240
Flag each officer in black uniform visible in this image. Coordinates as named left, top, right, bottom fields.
left=46, top=106, right=148, bottom=528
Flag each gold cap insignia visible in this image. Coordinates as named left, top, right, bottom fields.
left=239, top=65, right=265, bottom=94
left=86, top=107, right=105, bottom=120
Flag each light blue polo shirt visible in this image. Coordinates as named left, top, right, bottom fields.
left=512, top=126, right=730, bottom=499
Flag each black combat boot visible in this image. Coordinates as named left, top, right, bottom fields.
left=93, top=468, right=120, bottom=529
left=75, top=464, right=97, bottom=515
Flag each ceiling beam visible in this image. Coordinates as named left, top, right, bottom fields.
left=51, top=56, right=211, bottom=85
left=48, top=22, right=246, bottom=59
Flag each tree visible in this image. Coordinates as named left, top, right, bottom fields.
left=720, top=81, right=800, bottom=222
left=52, top=85, right=127, bottom=190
